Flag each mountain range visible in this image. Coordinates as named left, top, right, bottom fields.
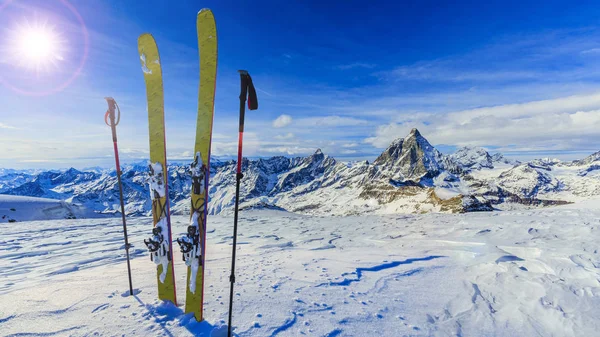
left=1, top=128, right=599, bottom=219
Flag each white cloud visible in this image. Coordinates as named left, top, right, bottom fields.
left=0, top=122, right=16, bottom=129
left=273, top=114, right=293, bottom=128
left=337, top=62, right=376, bottom=70
left=449, top=92, right=600, bottom=122
left=297, top=116, right=368, bottom=127
left=365, top=124, right=415, bottom=148
left=120, top=148, right=149, bottom=155
left=262, top=146, right=315, bottom=155
left=212, top=133, right=232, bottom=140
left=19, top=159, right=60, bottom=163
left=365, top=92, right=600, bottom=152
left=275, top=133, right=295, bottom=140
left=381, top=60, right=538, bottom=83
left=580, top=48, right=600, bottom=55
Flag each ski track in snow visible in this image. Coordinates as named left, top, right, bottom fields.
left=1, top=204, right=600, bottom=336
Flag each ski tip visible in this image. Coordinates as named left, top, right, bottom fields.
left=137, top=32, right=155, bottom=43
left=198, top=8, right=212, bottom=15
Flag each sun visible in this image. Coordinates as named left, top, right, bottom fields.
left=19, top=28, right=59, bottom=61
left=7, top=20, right=65, bottom=72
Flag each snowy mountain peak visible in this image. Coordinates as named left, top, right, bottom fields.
left=497, top=163, right=560, bottom=198
left=451, top=146, right=493, bottom=170
left=589, top=150, right=600, bottom=161
left=300, top=148, right=328, bottom=167
left=386, top=137, right=404, bottom=151
left=2, top=132, right=599, bottom=217
left=491, top=152, right=520, bottom=166
left=407, top=127, right=422, bottom=138
left=308, top=148, right=326, bottom=161
left=571, top=151, right=600, bottom=166
left=372, top=128, right=444, bottom=182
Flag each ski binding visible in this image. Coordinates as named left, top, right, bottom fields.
left=144, top=219, right=171, bottom=283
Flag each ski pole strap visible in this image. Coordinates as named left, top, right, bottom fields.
left=104, top=97, right=121, bottom=127
left=237, top=70, right=258, bottom=132
left=245, top=75, right=258, bottom=111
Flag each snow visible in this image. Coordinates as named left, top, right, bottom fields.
left=433, top=187, right=461, bottom=200
left=149, top=162, right=166, bottom=199
left=467, top=159, right=600, bottom=203
left=0, top=194, right=98, bottom=222
left=140, top=53, right=152, bottom=74
left=152, top=217, right=171, bottom=284
left=186, top=210, right=202, bottom=293
left=468, top=162, right=515, bottom=180
left=450, top=146, right=490, bottom=172
left=2, top=203, right=599, bottom=336
left=2, top=129, right=597, bottom=216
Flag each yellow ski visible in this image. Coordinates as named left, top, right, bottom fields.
left=138, top=33, right=177, bottom=305
left=175, top=9, right=217, bottom=321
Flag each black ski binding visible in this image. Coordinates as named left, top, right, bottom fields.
left=144, top=226, right=164, bottom=257
left=176, top=225, right=202, bottom=265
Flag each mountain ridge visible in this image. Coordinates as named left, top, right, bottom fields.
left=1, top=129, right=599, bottom=218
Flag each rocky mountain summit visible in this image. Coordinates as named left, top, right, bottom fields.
left=370, top=128, right=461, bottom=183
left=1, top=129, right=599, bottom=217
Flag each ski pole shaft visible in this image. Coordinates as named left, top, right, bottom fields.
left=228, top=73, right=245, bottom=337
left=228, top=70, right=258, bottom=337
left=105, top=97, right=134, bottom=296
left=228, top=169, right=242, bottom=337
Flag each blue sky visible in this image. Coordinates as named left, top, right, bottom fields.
left=1, top=0, right=600, bottom=169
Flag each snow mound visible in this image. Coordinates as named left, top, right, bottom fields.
left=0, top=194, right=99, bottom=222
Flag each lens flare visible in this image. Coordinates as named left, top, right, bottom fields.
left=8, top=20, right=66, bottom=73
left=0, top=0, right=89, bottom=96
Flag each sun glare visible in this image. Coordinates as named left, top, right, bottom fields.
left=8, top=21, right=65, bottom=72
left=0, top=1, right=88, bottom=95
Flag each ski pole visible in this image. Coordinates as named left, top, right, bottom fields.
left=228, top=70, right=258, bottom=337
left=104, top=97, right=134, bottom=296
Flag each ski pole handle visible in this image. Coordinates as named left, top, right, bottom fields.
left=236, top=71, right=258, bottom=174
left=238, top=71, right=248, bottom=133
left=104, top=97, right=121, bottom=130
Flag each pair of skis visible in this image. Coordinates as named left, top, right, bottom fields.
left=137, top=9, right=216, bottom=321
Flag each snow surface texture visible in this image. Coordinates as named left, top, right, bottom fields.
left=1, top=203, right=599, bottom=336
left=0, top=194, right=99, bottom=223
left=1, top=129, right=599, bottom=218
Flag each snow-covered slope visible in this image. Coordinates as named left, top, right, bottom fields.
left=1, top=129, right=599, bottom=218
left=467, top=151, right=600, bottom=204
left=0, top=194, right=99, bottom=222
left=497, top=163, right=561, bottom=198
left=451, top=146, right=494, bottom=170
left=0, top=171, right=34, bottom=192
left=2, top=205, right=599, bottom=336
